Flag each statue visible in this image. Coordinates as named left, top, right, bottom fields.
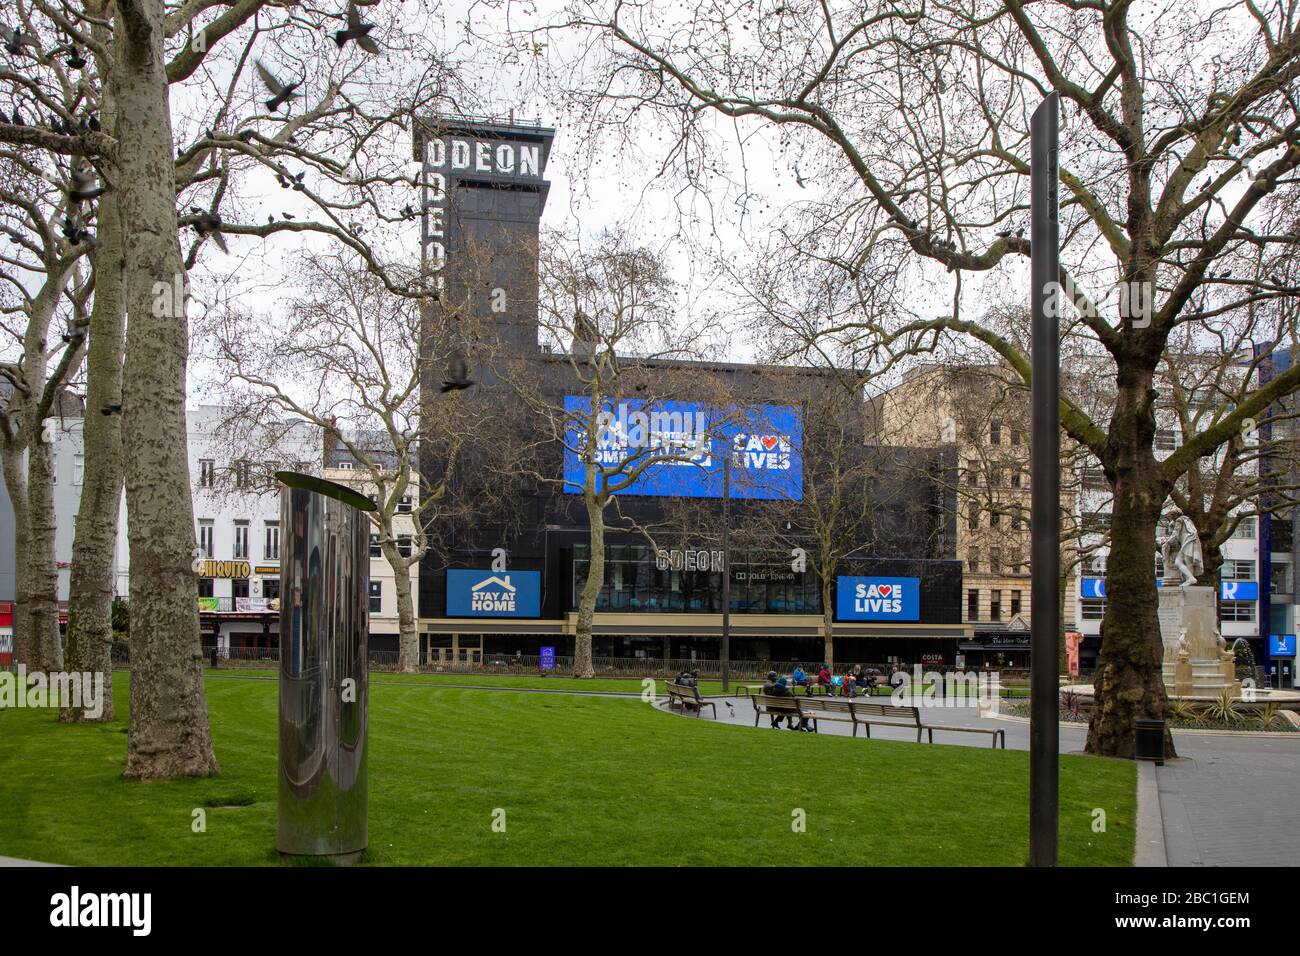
left=1157, top=513, right=1204, bottom=588
left=1176, top=629, right=1189, bottom=659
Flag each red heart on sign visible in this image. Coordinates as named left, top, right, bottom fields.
left=877, top=585, right=893, bottom=597
left=761, top=435, right=778, bottom=450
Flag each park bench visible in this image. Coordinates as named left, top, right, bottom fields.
left=665, top=681, right=716, bottom=718
left=851, top=701, right=1006, bottom=748
left=794, top=696, right=855, bottom=733
left=750, top=693, right=804, bottom=727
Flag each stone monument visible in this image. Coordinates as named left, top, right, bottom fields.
left=1156, top=513, right=1238, bottom=696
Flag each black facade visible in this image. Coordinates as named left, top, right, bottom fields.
left=413, top=117, right=966, bottom=663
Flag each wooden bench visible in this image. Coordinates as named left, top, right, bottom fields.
left=750, top=693, right=803, bottom=727
left=851, top=701, right=1005, bottom=748
left=665, top=681, right=716, bottom=718
left=795, top=696, right=856, bottom=733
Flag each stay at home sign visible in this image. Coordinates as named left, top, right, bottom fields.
left=836, top=576, right=921, bottom=622
left=446, top=569, right=541, bottom=618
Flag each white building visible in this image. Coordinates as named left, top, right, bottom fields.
left=323, top=435, right=421, bottom=660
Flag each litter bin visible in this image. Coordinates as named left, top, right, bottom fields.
left=275, top=471, right=376, bottom=862
left=1134, top=718, right=1165, bottom=765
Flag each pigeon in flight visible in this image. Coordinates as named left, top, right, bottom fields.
left=0, top=25, right=39, bottom=56
left=68, top=163, right=105, bottom=202
left=441, top=352, right=474, bottom=393
left=189, top=207, right=228, bottom=253
left=255, top=59, right=302, bottom=113
left=333, top=0, right=380, bottom=54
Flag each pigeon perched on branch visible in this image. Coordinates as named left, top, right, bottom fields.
left=69, top=163, right=105, bottom=202
left=189, top=207, right=228, bottom=253
left=0, top=25, right=39, bottom=56
left=60, top=212, right=96, bottom=247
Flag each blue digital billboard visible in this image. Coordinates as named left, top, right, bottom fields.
left=446, top=569, right=542, bottom=618
left=1270, top=635, right=1296, bottom=657
left=561, top=396, right=802, bottom=500
left=836, top=576, right=921, bottom=622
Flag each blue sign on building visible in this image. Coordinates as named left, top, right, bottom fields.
left=1081, top=577, right=1258, bottom=601
left=561, top=397, right=803, bottom=500
left=1270, top=635, right=1297, bottom=657
left=836, top=576, right=921, bottom=622
left=1220, top=580, right=1259, bottom=601
left=446, top=569, right=541, bottom=618
left=539, top=646, right=556, bottom=670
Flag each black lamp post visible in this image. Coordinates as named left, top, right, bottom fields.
left=1029, top=91, right=1061, bottom=867
left=721, top=450, right=731, bottom=693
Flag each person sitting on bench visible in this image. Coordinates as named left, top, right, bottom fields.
left=762, top=672, right=811, bottom=731
left=817, top=664, right=833, bottom=695
left=791, top=664, right=810, bottom=695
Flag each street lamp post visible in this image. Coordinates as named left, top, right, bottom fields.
left=721, top=451, right=731, bottom=694
left=1030, top=91, right=1061, bottom=867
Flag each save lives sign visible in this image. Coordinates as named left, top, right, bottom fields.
left=447, top=569, right=542, bottom=618
left=836, top=576, right=921, bottom=622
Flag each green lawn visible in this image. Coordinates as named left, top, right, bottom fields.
left=0, top=676, right=1135, bottom=865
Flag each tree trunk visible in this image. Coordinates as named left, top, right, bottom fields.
left=574, top=483, right=603, bottom=679
left=821, top=581, right=834, bottom=668
left=2, top=445, right=31, bottom=669
left=387, top=546, right=419, bottom=673
left=25, top=437, right=63, bottom=674
left=2, top=435, right=63, bottom=676
left=114, top=0, right=217, bottom=779
left=1086, top=371, right=1175, bottom=758
left=62, top=187, right=125, bottom=723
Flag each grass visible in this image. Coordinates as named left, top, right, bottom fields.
left=0, top=675, right=1135, bottom=866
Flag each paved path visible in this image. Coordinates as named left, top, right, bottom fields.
left=0, top=856, right=60, bottom=866
left=688, top=694, right=1300, bottom=866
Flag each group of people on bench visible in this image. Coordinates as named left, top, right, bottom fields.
left=788, top=663, right=882, bottom=699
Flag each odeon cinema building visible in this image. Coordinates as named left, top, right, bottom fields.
left=412, top=116, right=972, bottom=668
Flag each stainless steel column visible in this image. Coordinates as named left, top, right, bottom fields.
left=276, top=471, right=376, bottom=861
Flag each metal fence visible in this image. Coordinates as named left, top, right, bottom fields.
left=185, top=645, right=1040, bottom=686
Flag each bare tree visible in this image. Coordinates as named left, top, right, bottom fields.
left=0, top=132, right=91, bottom=678
left=527, top=0, right=1300, bottom=755
left=1, top=0, right=462, bottom=773
left=211, top=250, right=502, bottom=673
left=507, top=230, right=733, bottom=677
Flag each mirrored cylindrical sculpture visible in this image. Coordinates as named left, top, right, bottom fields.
left=276, top=471, right=375, bottom=862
